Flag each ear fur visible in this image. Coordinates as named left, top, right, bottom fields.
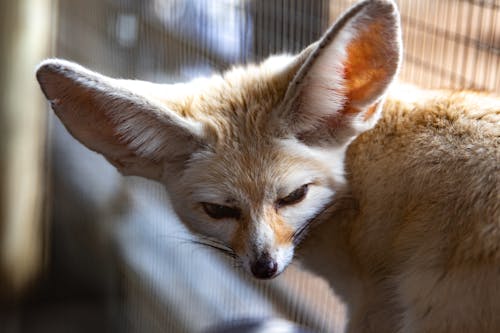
left=280, top=0, right=402, bottom=145
left=36, top=59, right=204, bottom=180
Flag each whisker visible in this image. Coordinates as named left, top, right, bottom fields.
left=190, top=236, right=237, bottom=259
left=192, top=241, right=236, bottom=258
left=154, top=233, right=197, bottom=244
left=196, top=235, right=233, bottom=250
left=231, top=260, right=244, bottom=270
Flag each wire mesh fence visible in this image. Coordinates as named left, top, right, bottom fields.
left=58, top=0, right=500, bottom=90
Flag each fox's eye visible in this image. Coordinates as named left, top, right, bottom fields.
left=277, top=184, right=309, bottom=208
left=201, top=202, right=241, bottom=220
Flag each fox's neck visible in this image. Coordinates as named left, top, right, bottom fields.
left=298, top=200, right=401, bottom=332
left=296, top=197, right=360, bottom=317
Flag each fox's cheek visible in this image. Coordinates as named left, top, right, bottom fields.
left=174, top=205, right=238, bottom=245
left=200, top=221, right=238, bottom=245
left=229, top=221, right=250, bottom=254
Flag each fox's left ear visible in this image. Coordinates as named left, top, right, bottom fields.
left=279, top=0, right=402, bottom=144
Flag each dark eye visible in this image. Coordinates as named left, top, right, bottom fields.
left=276, top=184, right=309, bottom=208
left=201, top=202, right=241, bottom=220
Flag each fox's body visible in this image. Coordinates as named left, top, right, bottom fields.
left=300, top=87, right=500, bottom=333
left=36, top=0, right=499, bottom=332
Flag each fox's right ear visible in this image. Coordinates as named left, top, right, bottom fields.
left=36, top=59, right=205, bottom=181
left=278, top=0, right=402, bottom=145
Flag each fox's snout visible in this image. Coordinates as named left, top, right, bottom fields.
left=235, top=211, right=295, bottom=280
left=250, top=252, right=278, bottom=279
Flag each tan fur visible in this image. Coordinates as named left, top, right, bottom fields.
left=264, top=206, right=295, bottom=246
left=299, top=87, right=500, bottom=333
left=35, top=0, right=499, bottom=331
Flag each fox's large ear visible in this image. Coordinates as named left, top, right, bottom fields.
left=36, top=60, right=205, bottom=181
left=279, top=0, right=402, bottom=144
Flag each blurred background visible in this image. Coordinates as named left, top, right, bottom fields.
left=0, top=0, right=499, bottom=332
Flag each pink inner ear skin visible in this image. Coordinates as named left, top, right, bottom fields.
left=343, top=21, right=394, bottom=110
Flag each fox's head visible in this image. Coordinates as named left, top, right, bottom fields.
left=36, top=0, right=401, bottom=279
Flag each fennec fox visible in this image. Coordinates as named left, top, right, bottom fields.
left=36, top=0, right=499, bottom=332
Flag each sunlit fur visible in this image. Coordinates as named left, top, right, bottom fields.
left=36, top=0, right=499, bottom=332
left=299, top=85, right=500, bottom=333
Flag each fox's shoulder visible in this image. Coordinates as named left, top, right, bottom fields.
left=384, top=83, right=500, bottom=130
left=359, top=83, right=499, bottom=168
left=368, top=83, right=499, bottom=160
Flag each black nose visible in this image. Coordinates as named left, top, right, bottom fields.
left=251, top=253, right=278, bottom=279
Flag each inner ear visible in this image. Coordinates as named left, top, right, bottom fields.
left=343, top=17, right=400, bottom=110
left=279, top=0, right=402, bottom=142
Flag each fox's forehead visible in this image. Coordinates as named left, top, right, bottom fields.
left=162, top=55, right=300, bottom=138
left=183, top=137, right=336, bottom=207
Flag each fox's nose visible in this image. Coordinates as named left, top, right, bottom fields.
left=251, top=252, right=278, bottom=279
